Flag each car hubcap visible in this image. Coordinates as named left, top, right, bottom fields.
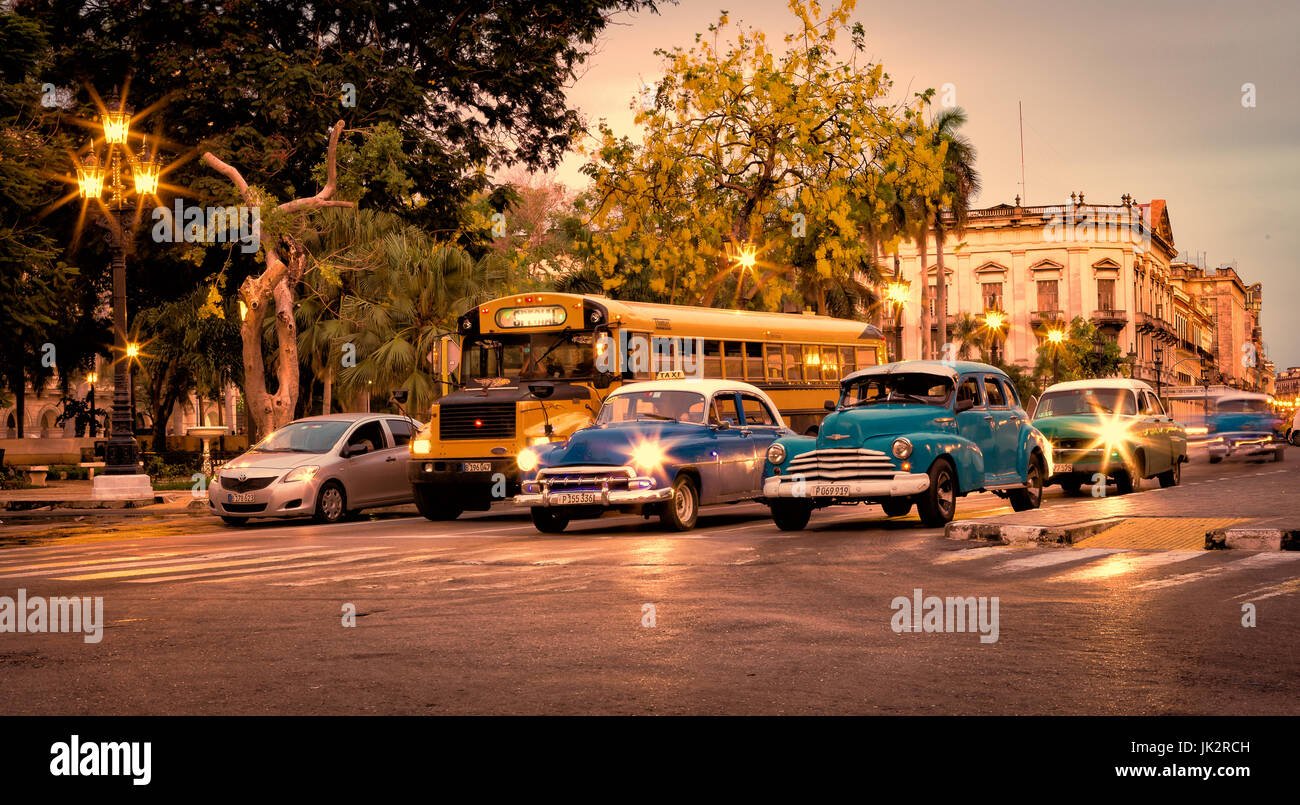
left=937, top=471, right=954, bottom=515
left=1029, top=463, right=1043, bottom=502
left=675, top=487, right=693, bottom=520
left=322, top=489, right=342, bottom=519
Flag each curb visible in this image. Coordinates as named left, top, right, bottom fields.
left=945, top=516, right=1126, bottom=546
left=1206, top=528, right=1300, bottom=551
left=0, top=497, right=158, bottom=511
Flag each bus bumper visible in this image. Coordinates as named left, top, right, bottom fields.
left=408, top=458, right=520, bottom=509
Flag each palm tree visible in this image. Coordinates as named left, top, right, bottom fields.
left=950, top=313, right=983, bottom=360
left=931, top=107, right=982, bottom=361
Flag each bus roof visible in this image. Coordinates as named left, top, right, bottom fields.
left=597, top=296, right=883, bottom=342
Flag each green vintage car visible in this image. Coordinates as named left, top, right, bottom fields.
left=1033, top=379, right=1187, bottom=494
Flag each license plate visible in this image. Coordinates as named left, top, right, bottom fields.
left=227, top=492, right=255, bottom=504
left=462, top=462, right=492, bottom=472
left=1052, top=463, right=1073, bottom=474
left=551, top=492, right=597, bottom=505
left=813, top=485, right=851, bottom=496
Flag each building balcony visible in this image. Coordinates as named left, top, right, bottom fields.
left=1134, top=311, right=1178, bottom=344
left=1029, top=310, right=1065, bottom=327
left=1090, top=308, right=1128, bottom=329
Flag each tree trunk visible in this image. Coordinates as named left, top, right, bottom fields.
left=151, top=387, right=180, bottom=454
left=934, top=225, right=948, bottom=360
left=322, top=365, right=333, bottom=415
left=13, top=373, right=24, bottom=438
left=917, top=220, right=931, bottom=360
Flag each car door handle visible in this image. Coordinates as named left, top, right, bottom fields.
left=739, top=430, right=752, bottom=437
left=983, top=415, right=994, bottom=422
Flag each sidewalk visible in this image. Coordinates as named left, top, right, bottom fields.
left=0, top=479, right=203, bottom=519
left=946, top=463, right=1297, bottom=550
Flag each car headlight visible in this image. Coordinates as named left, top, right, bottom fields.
left=766, top=442, right=787, bottom=465
left=411, top=438, right=432, bottom=455
left=517, top=448, right=539, bottom=472
left=282, top=465, right=319, bottom=484
left=530, top=436, right=551, bottom=446
left=629, top=440, right=665, bottom=473
left=891, top=438, right=913, bottom=460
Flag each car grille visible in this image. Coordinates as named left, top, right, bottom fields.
left=219, top=474, right=278, bottom=492
left=536, top=467, right=633, bottom=492
left=784, top=448, right=899, bottom=481
left=222, top=502, right=267, bottom=513
left=439, top=402, right=516, bottom=440
left=1050, top=438, right=1096, bottom=451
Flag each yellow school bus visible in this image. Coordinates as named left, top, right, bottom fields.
left=407, top=292, right=884, bottom=519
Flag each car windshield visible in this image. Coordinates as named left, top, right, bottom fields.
left=1215, top=398, right=1271, bottom=414
left=597, top=390, right=708, bottom=424
left=251, top=420, right=352, bottom=453
left=840, top=373, right=953, bottom=407
left=462, top=331, right=596, bottom=385
left=1036, top=388, right=1137, bottom=418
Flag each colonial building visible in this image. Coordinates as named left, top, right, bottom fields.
left=889, top=195, right=1183, bottom=390
left=1275, top=367, right=1300, bottom=402
left=1169, top=263, right=1272, bottom=393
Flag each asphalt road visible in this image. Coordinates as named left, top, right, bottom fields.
left=0, top=451, right=1296, bottom=715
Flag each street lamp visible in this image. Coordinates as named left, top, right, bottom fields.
left=85, top=370, right=98, bottom=437
left=75, top=88, right=166, bottom=498
left=982, top=310, right=1007, bottom=364
left=1046, top=327, right=1066, bottom=382
left=1153, top=345, right=1165, bottom=403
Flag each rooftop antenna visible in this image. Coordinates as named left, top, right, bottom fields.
left=1018, top=101, right=1027, bottom=204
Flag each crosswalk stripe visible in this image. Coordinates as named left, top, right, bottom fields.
left=993, top=548, right=1125, bottom=573
left=1049, top=550, right=1205, bottom=582
left=1135, top=553, right=1300, bottom=591
left=54, top=547, right=383, bottom=581
left=270, top=555, right=455, bottom=586
left=130, top=552, right=400, bottom=584
left=0, top=547, right=293, bottom=578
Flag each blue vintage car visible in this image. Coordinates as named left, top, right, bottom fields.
left=1206, top=392, right=1285, bottom=463
left=514, top=380, right=791, bottom=532
left=762, top=360, right=1051, bottom=529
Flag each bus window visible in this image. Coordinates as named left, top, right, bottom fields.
left=724, top=342, right=744, bottom=378
left=855, top=346, right=878, bottom=367
left=821, top=346, right=840, bottom=382
left=744, top=342, right=764, bottom=380
left=803, top=345, right=822, bottom=381
left=702, top=340, right=722, bottom=378
left=785, top=345, right=804, bottom=381
left=625, top=332, right=652, bottom=380
left=840, top=346, right=856, bottom=376
left=766, top=345, right=785, bottom=380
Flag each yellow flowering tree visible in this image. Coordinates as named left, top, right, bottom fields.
left=582, top=0, right=945, bottom=312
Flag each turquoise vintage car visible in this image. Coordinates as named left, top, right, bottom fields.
left=1033, top=378, right=1188, bottom=493
left=762, top=361, right=1051, bottom=529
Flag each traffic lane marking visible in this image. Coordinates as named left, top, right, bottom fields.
left=1049, top=550, right=1205, bottom=582
left=132, top=551, right=402, bottom=584
left=993, top=548, right=1126, bottom=573
left=0, top=546, right=291, bottom=578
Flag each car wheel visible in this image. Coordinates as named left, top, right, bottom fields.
left=220, top=516, right=249, bottom=527
left=1289, top=431, right=1300, bottom=446
left=916, top=458, right=957, bottom=527
left=413, top=485, right=463, bottom=521
left=1158, top=457, right=1182, bottom=488
left=313, top=481, right=347, bottom=524
left=1060, top=478, right=1083, bottom=496
left=659, top=475, right=699, bottom=531
left=530, top=507, right=569, bottom=534
left=1208, top=454, right=1223, bottom=464
left=770, top=500, right=813, bottom=531
left=1009, top=453, right=1045, bottom=512
left=880, top=498, right=912, bottom=517
left=1116, top=455, right=1143, bottom=494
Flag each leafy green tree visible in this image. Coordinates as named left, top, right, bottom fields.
left=1033, top=316, right=1125, bottom=385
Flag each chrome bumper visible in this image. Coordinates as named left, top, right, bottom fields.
left=762, top=472, right=930, bottom=499
left=514, top=487, right=673, bottom=507
left=1208, top=435, right=1282, bottom=457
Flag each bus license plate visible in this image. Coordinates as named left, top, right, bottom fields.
left=1052, top=463, right=1073, bottom=474
left=463, top=462, right=492, bottom=472
left=813, top=485, right=850, bottom=496
left=227, top=493, right=255, bottom=504
left=551, top=493, right=596, bottom=506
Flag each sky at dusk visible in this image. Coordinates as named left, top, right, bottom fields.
left=544, top=0, right=1300, bottom=369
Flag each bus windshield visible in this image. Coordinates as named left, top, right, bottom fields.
left=462, top=331, right=596, bottom=384
left=1215, top=398, right=1271, bottom=414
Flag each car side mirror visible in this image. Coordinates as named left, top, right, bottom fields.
left=390, top=389, right=409, bottom=405
left=713, top=420, right=731, bottom=431
left=955, top=398, right=975, bottom=413
left=528, top=382, right=556, bottom=400
left=592, top=372, right=614, bottom=390
left=824, top=399, right=836, bottom=411
left=343, top=443, right=369, bottom=458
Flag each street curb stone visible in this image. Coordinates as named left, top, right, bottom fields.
left=945, top=516, right=1127, bottom=545
left=1205, top=528, right=1300, bottom=551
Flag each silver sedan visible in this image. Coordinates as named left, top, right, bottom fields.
left=208, top=413, right=423, bottom=526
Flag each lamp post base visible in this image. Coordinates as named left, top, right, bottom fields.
left=91, top=473, right=154, bottom=500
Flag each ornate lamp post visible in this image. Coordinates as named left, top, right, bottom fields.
left=981, top=309, right=1007, bottom=364
left=1046, top=327, right=1066, bottom=382
left=75, top=89, right=164, bottom=498
left=1153, top=345, right=1165, bottom=403
left=85, top=369, right=98, bottom=437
